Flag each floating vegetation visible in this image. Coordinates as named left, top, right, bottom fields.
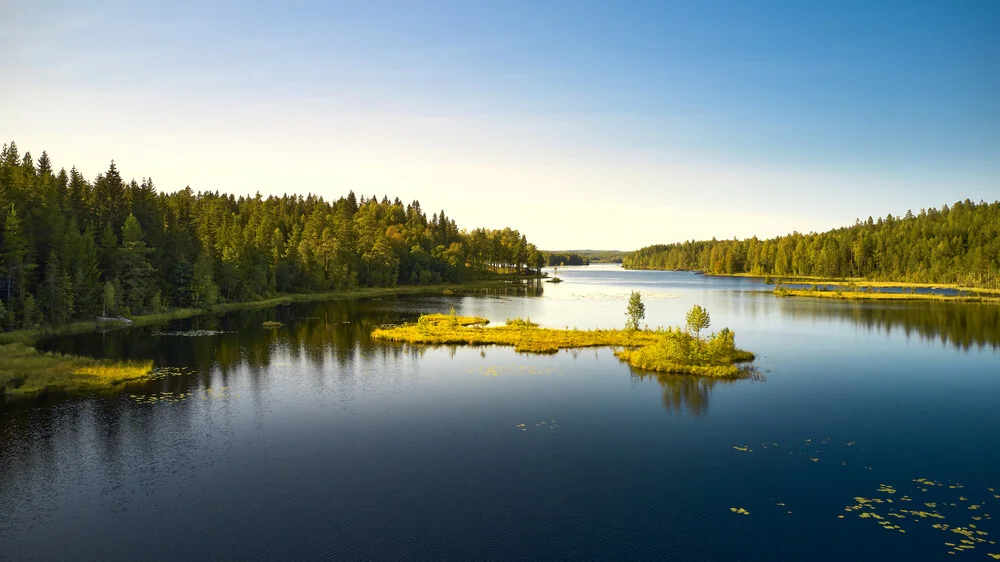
left=844, top=478, right=996, bottom=554
left=146, top=366, right=196, bottom=381
left=515, top=419, right=559, bottom=431
left=130, top=390, right=192, bottom=404
left=261, top=321, right=284, bottom=328
left=151, top=330, right=233, bottom=337
left=476, top=365, right=558, bottom=377
left=373, top=312, right=757, bottom=378
left=733, top=446, right=753, bottom=452
left=130, top=385, right=232, bottom=405
left=722, top=436, right=998, bottom=554
left=730, top=507, right=750, bottom=515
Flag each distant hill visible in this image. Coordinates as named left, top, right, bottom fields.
left=623, top=199, right=1000, bottom=288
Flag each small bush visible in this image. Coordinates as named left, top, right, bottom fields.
left=505, top=317, right=539, bottom=329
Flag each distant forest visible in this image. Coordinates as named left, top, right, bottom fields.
left=545, top=250, right=627, bottom=266
left=0, top=142, right=544, bottom=331
left=546, top=253, right=589, bottom=266
left=623, top=200, right=1000, bottom=288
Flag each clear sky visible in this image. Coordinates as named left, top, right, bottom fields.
left=2, top=1, right=998, bottom=250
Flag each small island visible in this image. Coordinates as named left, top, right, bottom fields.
left=372, top=293, right=756, bottom=378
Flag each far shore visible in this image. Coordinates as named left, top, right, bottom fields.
left=0, top=277, right=541, bottom=347
left=1, top=277, right=540, bottom=401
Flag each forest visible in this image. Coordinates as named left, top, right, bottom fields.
left=623, top=200, right=1000, bottom=289
left=545, top=252, right=590, bottom=266
left=0, top=142, right=544, bottom=332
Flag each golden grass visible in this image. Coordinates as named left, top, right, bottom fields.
left=0, top=343, right=154, bottom=399
left=775, top=288, right=1000, bottom=303
left=372, top=314, right=756, bottom=377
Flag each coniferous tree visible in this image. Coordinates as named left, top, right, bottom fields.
left=118, top=214, right=153, bottom=314
left=40, top=250, right=73, bottom=324
left=1, top=207, right=29, bottom=304
left=0, top=142, right=546, bottom=331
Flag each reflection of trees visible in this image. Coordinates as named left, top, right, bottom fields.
left=630, top=369, right=737, bottom=417
left=777, top=299, right=1000, bottom=351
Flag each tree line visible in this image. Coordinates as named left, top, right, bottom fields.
left=0, top=141, right=545, bottom=331
left=623, top=200, right=1000, bottom=288
left=545, top=252, right=590, bottom=266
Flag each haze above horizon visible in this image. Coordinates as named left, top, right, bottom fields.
left=2, top=1, right=998, bottom=250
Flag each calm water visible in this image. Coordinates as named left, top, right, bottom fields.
left=3, top=265, right=1000, bottom=560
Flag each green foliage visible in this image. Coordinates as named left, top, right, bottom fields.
left=685, top=305, right=711, bottom=338
left=20, top=293, right=41, bottom=329
left=40, top=250, right=73, bottom=324
left=622, top=199, right=1000, bottom=289
left=1, top=206, right=29, bottom=303
left=625, top=290, right=645, bottom=331
left=0, top=142, right=541, bottom=331
left=190, top=251, right=219, bottom=308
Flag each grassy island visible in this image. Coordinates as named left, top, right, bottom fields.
left=371, top=301, right=757, bottom=378
left=0, top=343, right=153, bottom=399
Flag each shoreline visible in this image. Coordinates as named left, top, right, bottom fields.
left=0, top=277, right=541, bottom=347
left=620, top=267, right=1000, bottom=298
left=1, top=277, right=539, bottom=401
left=774, top=288, right=1000, bottom=304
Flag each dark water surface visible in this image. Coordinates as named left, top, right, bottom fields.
left=3, top=266, right=999, bottom=560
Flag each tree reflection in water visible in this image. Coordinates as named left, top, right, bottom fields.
left=629, top=366, right=763, bottom=417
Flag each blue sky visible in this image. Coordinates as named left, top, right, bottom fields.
left=2, top=0, right=998, bottom=249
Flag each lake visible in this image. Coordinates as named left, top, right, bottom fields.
left=3, top=265, right=999, bottom=560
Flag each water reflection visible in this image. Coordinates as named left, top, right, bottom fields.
left=776, top=299, right=1000, bottom=351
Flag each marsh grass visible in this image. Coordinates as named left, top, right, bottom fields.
left=372, top=314, right=756, bottom=377
left=1, top=343, right=154, bottom=399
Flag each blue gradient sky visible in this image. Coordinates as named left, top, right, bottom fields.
left=2, top=1, right=998, bottom=249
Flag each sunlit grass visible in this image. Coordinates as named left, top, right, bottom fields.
left=372, top=313, right=756, bottom=377
left=0, top=343, right=153, bottom=399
